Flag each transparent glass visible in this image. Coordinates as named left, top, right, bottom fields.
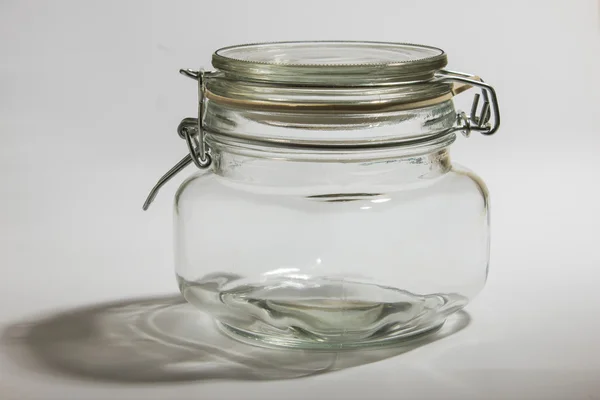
left=174, top=99, right=490, bottom=350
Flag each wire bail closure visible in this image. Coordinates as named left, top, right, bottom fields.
left=142, top=69, right=211, bottom=211
left=142, top=68, right=501, bottom=210
left=435, top=69, right=500, bottom=137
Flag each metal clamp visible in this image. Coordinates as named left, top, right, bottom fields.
left=142, top=69, right=212, bottom=211
left=435, top=69, right=500, bottom=137
left=142, top=68, right=501, bottom=210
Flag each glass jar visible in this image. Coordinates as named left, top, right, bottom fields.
left=143, top=42, right=500, bottom=350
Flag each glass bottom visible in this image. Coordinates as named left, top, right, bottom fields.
left=217, top=316, right=446, bottom=350
left=178, top=273, right=467, bottom=350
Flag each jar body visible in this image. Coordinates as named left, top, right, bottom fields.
left=174, top=138, right=489, bottom=349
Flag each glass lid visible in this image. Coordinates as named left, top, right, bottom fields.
left=212, top=41, right=448, bottom=86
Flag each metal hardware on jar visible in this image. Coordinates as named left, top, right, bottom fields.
left=435, top=70, right=500, bottom=137
left=142, top=67, right=500, bottom=211
left=142, top=69, right=212, bottom=211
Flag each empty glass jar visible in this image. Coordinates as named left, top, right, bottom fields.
left=144, top=42, right=500, bottom=350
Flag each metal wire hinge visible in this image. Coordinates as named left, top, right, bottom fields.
left=435, top=69, right=501, bottom=137
left=142, top=69, right=211, bottom=211
left=142, top=68, right=501, bottom=210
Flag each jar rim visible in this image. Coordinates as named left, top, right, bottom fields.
left=212, top=41, right=448, bottom=87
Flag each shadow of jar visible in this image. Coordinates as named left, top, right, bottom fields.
left=1, top=294, right=470, bottom=383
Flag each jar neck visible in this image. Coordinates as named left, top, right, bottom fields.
left=209, top=132, right=455, bottom=193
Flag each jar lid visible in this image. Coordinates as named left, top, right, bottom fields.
left=212, top=41, right=448, bottom=86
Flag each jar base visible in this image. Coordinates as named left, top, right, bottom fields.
left=178, top=273, right=467, bottom=350
left=216, top=317, right=446, bottom=350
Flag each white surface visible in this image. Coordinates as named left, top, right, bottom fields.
left=1, top=0, right=600, bottom=399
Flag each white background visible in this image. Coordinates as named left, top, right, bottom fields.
left=1, top=0, right=599, bottom=399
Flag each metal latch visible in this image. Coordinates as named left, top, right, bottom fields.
left=142, top=69, right=211, bottom=211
